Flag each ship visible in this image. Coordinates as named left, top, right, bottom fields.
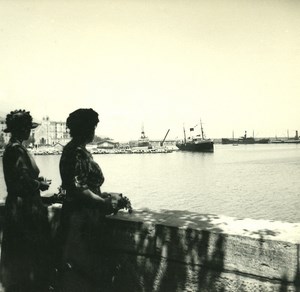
left=137, top=125, right=152, bottom=148
left=221, top=131, right=270, bottom=144
left=270, top=130, right=300, bottom=144
left=176, top=120, right=214, bottom=152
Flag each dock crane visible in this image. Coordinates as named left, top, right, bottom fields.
left=160, top=129, right=170, bottom=147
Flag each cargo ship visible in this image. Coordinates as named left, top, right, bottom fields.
left=176, top=120, right=214, bottom=152
left=222, top=131, right=270, bottom=144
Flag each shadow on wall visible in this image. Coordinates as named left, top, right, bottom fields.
left=105, top=209, right=300, bottom=292
left=0, top=205, right=299, bottom=291
left=280, top=245, right=300, bottom=292
left=107, top=209, right=226, bottom=292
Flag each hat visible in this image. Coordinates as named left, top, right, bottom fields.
left=66, top=108, right=99, bottom=131
left=3, top=110, right=39, bottom=133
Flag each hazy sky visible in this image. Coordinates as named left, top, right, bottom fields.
left=0, top=0, right=299, bottom=141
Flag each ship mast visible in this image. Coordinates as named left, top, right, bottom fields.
left=141, top=124, right=146, bottom=139
left=200, top=119, right=205, bottom=139
left=183, top=125, right=186, bottom=144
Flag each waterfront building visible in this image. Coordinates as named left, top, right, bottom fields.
left=33, top=116, right=71, bottom=146
left=0, top=117, right=10, bottom=145
left=129, top=139, right=177, bottom=149
left=97, top=140, right=119, bottom=149
left=148, top=139, right=178, bottom=148
left=0, top=115, right=71, bottom=147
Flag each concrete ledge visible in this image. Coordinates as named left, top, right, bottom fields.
left=2, top=202, right=300, bottom=291
left=104, top=209, right=300, bottom=287
left=47, top=205, right=300, bottom=291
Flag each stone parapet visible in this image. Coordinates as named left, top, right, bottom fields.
left=48, top=204, right=300, bottom=291
left=1, top=202, right=300, bottom=291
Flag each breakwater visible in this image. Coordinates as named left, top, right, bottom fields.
left=1, top=202, right=299, bottom=291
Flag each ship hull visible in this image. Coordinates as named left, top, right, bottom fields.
left=221, top=138, right=270, bottom=144
left=176, top=141, right=214, bottom=152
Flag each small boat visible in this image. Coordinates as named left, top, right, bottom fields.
left=176, top=120, right=214, bottom=152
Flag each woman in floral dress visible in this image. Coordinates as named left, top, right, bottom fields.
left=58, top=108, right=130, bottom=292
left=0, top=110, right=53, bottom=292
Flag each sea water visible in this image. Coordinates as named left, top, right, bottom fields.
left=0, top=143, right=299, bottom=223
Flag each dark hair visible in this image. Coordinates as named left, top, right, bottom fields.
left=4, top=110, right=39, bottom=133
left=66, top=108, right=99, bottom=138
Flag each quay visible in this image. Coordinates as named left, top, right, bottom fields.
left=30, top=147, right=175, bottom=155
left=0, top=202, right=299, bottom=291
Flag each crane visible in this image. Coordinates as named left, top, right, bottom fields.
left=160, top=129, right=170, bottom=147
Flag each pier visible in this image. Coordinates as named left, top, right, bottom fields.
left=0, top=202, right=299, bottom=291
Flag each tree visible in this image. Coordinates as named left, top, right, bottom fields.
left=93, top=135, right=113, bottom=143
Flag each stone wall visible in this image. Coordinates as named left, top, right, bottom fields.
left=0, top=202, right=299, bottom=291
left=46, top=204, right=300, bottom=292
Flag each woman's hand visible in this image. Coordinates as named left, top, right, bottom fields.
left=38, top=177, right=52, bottom=191
left=109, top=193, right=133, bottom=214
left=103, top=193, right=133, bottom=215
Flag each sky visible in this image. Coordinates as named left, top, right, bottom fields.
left=0, top=0, right=299, bottom=142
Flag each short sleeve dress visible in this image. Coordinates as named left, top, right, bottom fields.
left=0, top=138, right=53, bottom=291
left=58, top=140, right=114, bottom=291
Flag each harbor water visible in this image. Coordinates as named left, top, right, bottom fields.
left=0, top=143, right=299, bottom=223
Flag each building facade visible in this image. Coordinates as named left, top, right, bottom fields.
left=97, top=140, right=119, bottom=149
left=0, top=117, right=10, bottom=145
left=0, top=115, right=71, bottom=147
left=33, top=116, right=71, bottom=146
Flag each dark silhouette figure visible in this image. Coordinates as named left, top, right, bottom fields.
left=58, top=108, right=131, bottom=292
left=0, top=110, right=53, bottom=292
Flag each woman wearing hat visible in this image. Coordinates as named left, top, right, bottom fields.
left=58, top=108, right=131, bottom=291
left=0, top=110, right=54, bottom=291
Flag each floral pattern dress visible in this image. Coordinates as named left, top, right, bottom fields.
left=0, top=138, right=53, bottom=291
left=58, top=141, right=114, bottom=291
